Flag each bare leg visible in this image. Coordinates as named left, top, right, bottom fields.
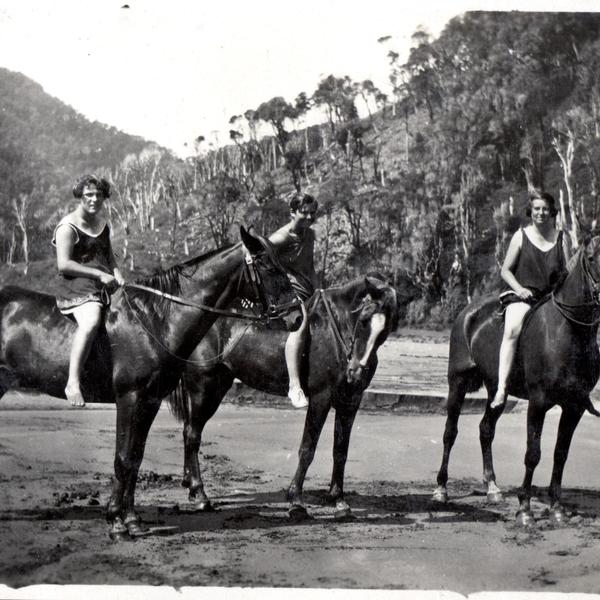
left=65, top=302, right=103, bottom=408
left=286, top=301, right=309, bottom=408
left=491, top=302, right=530, bottom=409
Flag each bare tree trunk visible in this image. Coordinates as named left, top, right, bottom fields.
left=553, top=130, right=579, bottom=248
left=12, top=194, right=30, bottom=274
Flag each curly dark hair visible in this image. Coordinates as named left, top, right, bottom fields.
left=526, top=190, right=558, bottom=218
left=72, top=174, right=111, bottom=199
left=288, top=192, right=318, bottom=212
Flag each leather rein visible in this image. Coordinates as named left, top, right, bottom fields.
left=551, top=248, right=600, bottom=327
left=314, top=288, right=376, bottom=362
left=124, top=246, right=300, bottom=325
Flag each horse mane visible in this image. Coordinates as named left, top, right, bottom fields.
left=126, top=243, right=238, bottom=323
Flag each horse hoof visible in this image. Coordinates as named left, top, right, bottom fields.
left=334, top=507, right=355, bottom=522
left=124, top=517, right=151, bottom=538
left=516, top=510, right=535, bottom=527
left=550, top=509, right=568, bottom=527
left=109, top=529, right=131, bottom=542
left=487, top=491, right=504, bottom=504
left=192, top=500, right=215, bottom=513
left=109, top=517, right=131, bottom=542
left=432, top=488, right=448, bottom=503
left=288, top=504, right=310, bottom=522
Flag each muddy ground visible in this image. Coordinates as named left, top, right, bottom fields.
left=2, top=331, right=600, bottom=597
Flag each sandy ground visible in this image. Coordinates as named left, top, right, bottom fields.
left=2, top=332, right=600, bottom=597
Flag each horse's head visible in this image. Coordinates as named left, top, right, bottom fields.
left=240, top=226, right=303, bottom=332
left=583, top=235, right=600, bottom=291
left=346, top=275, right=400, bottom=384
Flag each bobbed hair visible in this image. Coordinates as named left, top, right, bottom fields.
left=72, top=174, right=111, bottom=199
left=525, top=190, right=558, bottom=218
left=289, top=192, right=318, bottom=212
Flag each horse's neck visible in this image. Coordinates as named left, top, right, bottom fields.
left=555, top=252, right=593, bottom=305
left=181, top=245, right=242, bottom=306
left=162, top=245, right=243, bottom=356
left=315, top=282, right=363, bottom=337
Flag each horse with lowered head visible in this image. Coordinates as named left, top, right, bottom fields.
left=169, top=272, right=420, bottom=520
left=433, top=235, right=600, bottom=526
left=0, top=226, right=302, bottom=539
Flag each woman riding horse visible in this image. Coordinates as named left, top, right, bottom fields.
left=491, top=191, right=570, bottom=409
left=53, top=174, right=125, bottom=408
left=0, top=226, right=302, bottom=539
left=171, top=273, right=418, bottom=519
left=434, top=190, right=600, bottom=525
left=269, top=192, right=319, bottom=409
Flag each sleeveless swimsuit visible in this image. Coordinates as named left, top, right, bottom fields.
left=499, top=228, right=566, bottom=307
left=269, top=225, right=316, bottom=302
left=51, top=221, right=114, bottom=313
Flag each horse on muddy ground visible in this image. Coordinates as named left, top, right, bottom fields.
left=433, top=235, right=600, bottom=526
left=0, top=226, right=303, bottom=540
left=168, top=272, right=420, bottom=521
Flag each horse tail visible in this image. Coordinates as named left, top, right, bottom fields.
left=585, top=398, right=600, bottom=418
left=167, top=377, right=191, bottom=423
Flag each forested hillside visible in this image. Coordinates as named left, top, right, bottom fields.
left=0, top=68, right=163, bottom=266
left=3, top=12, right=600, bottom=326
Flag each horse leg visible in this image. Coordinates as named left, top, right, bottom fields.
left=480, top=382, right=505, bottom=503
left=0, top=365, right=19, bottom=400
left=287, top=394, right=331, bottom=520
left=327, top=398, right=360, bottom=521
left=433, top=375, right=468, bottom=502
left=516, top=400, right=548, bottom=527
left=548, top=405, right=584, bottom=525
left=106, top=391, right=162, bottom=540
left=182, top=367, right=233, bottom=511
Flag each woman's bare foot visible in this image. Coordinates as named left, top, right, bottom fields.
left=490, top=389, right=506, bottom=410
left=288, top=385, right=309, bottom=409
left=65, top=383, right=86, bottom=408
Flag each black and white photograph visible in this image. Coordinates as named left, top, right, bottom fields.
left=1, top=1, right=600, bottom=598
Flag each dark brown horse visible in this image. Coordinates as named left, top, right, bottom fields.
left=170, top=273, right=419, bottom=520
left=0, top=227, right=302, bottom=539
left=433, top=235, right=600, bottom=525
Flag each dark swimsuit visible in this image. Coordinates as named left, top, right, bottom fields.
left=499, top=228, right=566, bottom=307
left=269, top=227, right=316, bottom=302
left=52, top=222, right=114, bottom=313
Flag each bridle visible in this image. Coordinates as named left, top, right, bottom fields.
left=314, top=288, right=382, bottom=363
left=236, top=246, right=301, bottom=323
left=125, top=237, right=300, bottom=326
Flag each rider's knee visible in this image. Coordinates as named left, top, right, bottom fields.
left=503, top=322, right=522, bottom=340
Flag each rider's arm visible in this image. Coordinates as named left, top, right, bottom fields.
left=106, top=233, right=126, bottom=287
left=500, top=229, right=532, bottom=299
left=268, top=228, right=288, bottom=249
left=306, top=230, right=320, bottom=289
left=55, top=224, right=116, bottom=286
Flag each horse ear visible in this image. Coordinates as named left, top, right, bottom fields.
left=240, top=225, right=263, bottom=256
left=365, top=276, right=385, bottom=299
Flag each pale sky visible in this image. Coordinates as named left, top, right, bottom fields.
left=0, top=0, right=597, bottom=157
